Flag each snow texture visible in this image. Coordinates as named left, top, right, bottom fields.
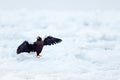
left=0, top=10, right=120, bottom=80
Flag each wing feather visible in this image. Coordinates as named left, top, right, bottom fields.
left=43, top=36, right=62, bottom=46
left=17, top=41, right=33, bottom=54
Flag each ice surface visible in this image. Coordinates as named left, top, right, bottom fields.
left=0, top=10, right=120, bottom=80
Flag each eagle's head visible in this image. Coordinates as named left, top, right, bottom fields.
left=36, top=36, right=42, bottom=41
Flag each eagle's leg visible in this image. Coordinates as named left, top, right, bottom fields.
left=36, top=52, right=42, bottom=58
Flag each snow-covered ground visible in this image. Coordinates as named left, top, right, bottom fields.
left=0, top=10, right=120, bottom=80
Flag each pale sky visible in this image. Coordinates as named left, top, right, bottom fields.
left=0, top=0, right=120, bottom=10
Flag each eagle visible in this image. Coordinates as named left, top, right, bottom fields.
left=17, top=36, right=62, bottom=58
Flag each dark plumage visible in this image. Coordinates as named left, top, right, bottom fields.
left=17, top=36, right=62, bottom=58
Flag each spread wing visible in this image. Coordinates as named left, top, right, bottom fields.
left=17, top=41, right=33, bottom=54
left=43, top=36, right=62, bottom=46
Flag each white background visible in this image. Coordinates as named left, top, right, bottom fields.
left=0, top=0, right=120, bottom=10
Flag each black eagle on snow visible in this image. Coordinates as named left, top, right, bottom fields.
left=17, top=36, right=62, bottom=58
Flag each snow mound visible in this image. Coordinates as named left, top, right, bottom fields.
left=0, top=10, right=120, bottom=80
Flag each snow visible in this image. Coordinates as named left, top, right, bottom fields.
left=0, top=10, right=120, bottom=80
